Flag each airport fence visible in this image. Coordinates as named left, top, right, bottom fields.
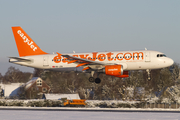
left=144, top=103, right=180, bottom=109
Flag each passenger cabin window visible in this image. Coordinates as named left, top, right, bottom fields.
left=157, top=54, right=166, bottom=57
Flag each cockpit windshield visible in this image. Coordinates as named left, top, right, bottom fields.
left=157, top=54, right=166, bottom=57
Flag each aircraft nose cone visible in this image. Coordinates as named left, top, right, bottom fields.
left=168, top=58, right=174, bottom=66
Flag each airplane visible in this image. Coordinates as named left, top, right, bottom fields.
left=9, top=26, right=174, bottom=84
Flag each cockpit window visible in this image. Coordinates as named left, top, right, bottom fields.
left=157, top=54, right=166, bottom=57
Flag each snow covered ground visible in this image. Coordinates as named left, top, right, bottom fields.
left=0, top=99, right=180, bottom=120
left=0, top=110, right=180, bottom=120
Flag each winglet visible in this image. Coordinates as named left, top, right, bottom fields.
left=12, top=26, right=48, bottom=57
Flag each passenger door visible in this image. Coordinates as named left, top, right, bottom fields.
left=145, top=52, right=151, bottom=62
left=43, top=56, right=49, bottom=67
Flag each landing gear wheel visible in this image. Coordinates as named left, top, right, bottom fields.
left=89, top=77, right=95, bottom=82
left=95, top=78, right=101, bottom=84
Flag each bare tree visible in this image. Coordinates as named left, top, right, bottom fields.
left=0, top=73, right=3, bottom=82
left=3, top=66, right=32, bottom=83
left=3, top=66, right=22, bottom=83
left=33, top=68, right=44, bottom=77
left=170, top=62, right=179, bottom=82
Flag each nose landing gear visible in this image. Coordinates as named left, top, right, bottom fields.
left=146, top=69, right=151, bottom=81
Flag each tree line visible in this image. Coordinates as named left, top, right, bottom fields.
left=0, top=63, right=179, bottom=100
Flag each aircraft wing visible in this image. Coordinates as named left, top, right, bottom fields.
left=62, top=54, right=107, bottom=67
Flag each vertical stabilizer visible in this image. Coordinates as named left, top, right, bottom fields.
left=12, top=26, right=47, bottom=57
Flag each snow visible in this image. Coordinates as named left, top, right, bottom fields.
left=0, top=110, right=180, bottom=120
left=44, top=93, right=80, bottom=100
left=0, top=83, right=22, bottom=98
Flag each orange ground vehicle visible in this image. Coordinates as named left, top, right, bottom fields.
left=63, top=99, right=86, bottom=107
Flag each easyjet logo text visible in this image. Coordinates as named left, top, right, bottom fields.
left=17, top=30, right=37, bottom=51
left=53, top=52, right=144, bottom=63
left=108, top=68, right=118, bottom=71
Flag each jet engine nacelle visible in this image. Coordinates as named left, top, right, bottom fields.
left=105, top=65, right=123, bottom=76
left=104, top=65, right=129, bottom=78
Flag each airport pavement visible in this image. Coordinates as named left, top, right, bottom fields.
left=0, top=106, right=180, bottom=113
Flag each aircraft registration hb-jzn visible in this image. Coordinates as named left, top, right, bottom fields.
left=9, top=26, right=174, bottom=84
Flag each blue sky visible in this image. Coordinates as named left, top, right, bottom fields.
left=0, top=0, right=179, bottom=75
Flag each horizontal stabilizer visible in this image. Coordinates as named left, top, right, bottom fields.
left=9, top=57, right=32, bottom=62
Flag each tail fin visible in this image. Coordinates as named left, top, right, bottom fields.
left=12, top=26, right=48, bottom=57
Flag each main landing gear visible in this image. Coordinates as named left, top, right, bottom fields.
left=89, top=77, right=101, bottom=84
left=88, top=71, right=101, bottom=84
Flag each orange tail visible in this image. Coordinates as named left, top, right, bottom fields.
left=12, top=26, right=48, bottom=57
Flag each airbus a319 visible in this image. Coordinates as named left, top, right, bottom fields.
left=9, top=26, right=174, bottom=83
